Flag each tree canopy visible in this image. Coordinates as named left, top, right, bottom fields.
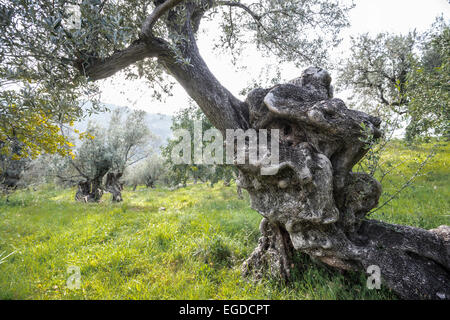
left=336, top=18, right=449, bottom=140
left=405, top=25, right=449, bottom=140
left=0, top=0, right=353, bottom=146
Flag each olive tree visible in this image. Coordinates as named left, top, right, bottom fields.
left=58, top=108, right=153, bottom=202
left=0, top=138, right=29, bottom=191
left=2, top=0, right=449, bottom=299
left=405, top=24, right=449, bottom=140
left=336, top=18, right=449, bottom=140
left=124, top=152, right=168, bottom=189
left=336, top=32, right=417, bottom=117
left=162, top=103, right=237, bottom=187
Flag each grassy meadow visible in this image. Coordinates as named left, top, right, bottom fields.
left=0, top=141, right=448, bottom=300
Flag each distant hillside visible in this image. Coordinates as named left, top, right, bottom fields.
left=74, top=104, right=173, bottom=151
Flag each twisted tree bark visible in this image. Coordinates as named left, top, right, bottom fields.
left=239, top=67, right=450, bottom=300
left=105, top=172, right=124, bottom=202
left=75, top=178, right=104, bottom=203
left=74, top=159, right=110, bottom=203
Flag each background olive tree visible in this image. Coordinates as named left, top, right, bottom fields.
left=336, top=17, right=449, bottom=141
left=56, top=108, right=155, bottom=202
left=335, top=18, right=449, bottom=218
left=162, top=102, right=237, bottom=188
left=124, top=152, right=169, bottom=189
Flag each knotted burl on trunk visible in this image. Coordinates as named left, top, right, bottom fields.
left=238, top=67, right=450, bottom=300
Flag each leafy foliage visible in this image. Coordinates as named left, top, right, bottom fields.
left=336, top=18, right=449, bottom=140
left=336, top=31, right=418, bottom=115
left=0, top=0, right=353, bottom=155
left=203, top=0, right=353, bottom=67
left=405, top=25, right=450, bottom=140
left=124, top=152, right=169, bottom=188
left=0, top=0, right=106, bottom=158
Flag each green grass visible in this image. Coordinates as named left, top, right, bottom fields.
left=0, top=141, right=448, bottom=300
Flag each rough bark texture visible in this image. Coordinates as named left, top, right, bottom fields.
left=105, top=172, right=124, bottom=202
left=236, top=185, right=243, bottom=199
left=75, top=172, right=124, bottom=203
left=74, top=159, right=110, bottom=203
left=75, top=179, right=104, bottom=203
left=242, top=218, right=294, bottom=281
left=238, top=67, right=450, bottom=300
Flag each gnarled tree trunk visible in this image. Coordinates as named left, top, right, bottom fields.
left=238, top=67, right=449, bottom=300
left=105, top=172, right=124, bottom=202
left=74, top=160, right=110, bottom=203
left=75, top=178, right=104, bottom=203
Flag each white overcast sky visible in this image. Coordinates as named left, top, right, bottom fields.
left=97, top=0, right=450, bottom=115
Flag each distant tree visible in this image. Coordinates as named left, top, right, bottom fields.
left=16, top=153, right=59, bottom=188
left=58, top=109, right=154, bottom=202
left=336, top=31, right=418, bottom=116
left=162, top=103, right=236, bottom=188
left=69, top=123, right=110, bottom=202
left=405, top=25, right=450, bottom=140
left=336, top=18, right=449, bottom=140
left=124, top=153, right=169, bottom=190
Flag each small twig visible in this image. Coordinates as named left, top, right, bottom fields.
left=369, top=148, right=436, bottom=214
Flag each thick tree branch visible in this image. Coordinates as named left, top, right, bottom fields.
left=157, top=2, right=249, bottom=132
left=80, top=0, right=248, bottom=131
left=80, top=38, right=169, bottom=81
